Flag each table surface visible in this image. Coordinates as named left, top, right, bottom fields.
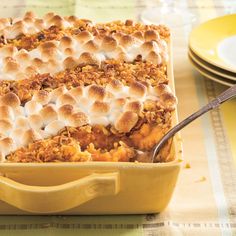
left=0, top=1, right=236, bottom=235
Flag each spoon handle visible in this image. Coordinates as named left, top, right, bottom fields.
left=152, top=84, right=236, bottom=162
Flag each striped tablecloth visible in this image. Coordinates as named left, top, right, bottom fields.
left=0, top=1, right=236, bottom=235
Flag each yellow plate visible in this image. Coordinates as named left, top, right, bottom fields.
left=189, top=14, right=236, bottom=73
left=189, top=48, right=236, bottom=81
left=188, top=52, right=234, bottom=87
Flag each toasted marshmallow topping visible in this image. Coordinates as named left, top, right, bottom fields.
left=0, top=80, right=176, bottom=158
left=0, top=13, right=168, bottom=81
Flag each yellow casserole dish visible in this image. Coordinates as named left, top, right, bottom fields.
left=0, top=12, right=182, bottom=214
left=0, top=43, right=182, bottom=215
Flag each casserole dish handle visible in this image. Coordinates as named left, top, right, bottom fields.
left=0, top=172, right=120, bottom=213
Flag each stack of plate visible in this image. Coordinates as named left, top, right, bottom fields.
left=188, top=14, right=236, bottom=86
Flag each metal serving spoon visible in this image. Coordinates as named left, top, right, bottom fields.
left=140, top=84, right=236, bottom=163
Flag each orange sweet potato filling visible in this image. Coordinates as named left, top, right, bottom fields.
left=7, top=121, right=174, bottom=163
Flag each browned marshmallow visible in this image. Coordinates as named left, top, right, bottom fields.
left=0, top=18, right=10, bottom=30
left=24, top=11, right=35, bottom=19
left=3, top=60, right=20, bottom=74
left=68, top=86, right=83, bottom=100
left=113, top=98, right=126, bottom=109
left=44, top=120, right=65, bottom=135
left=25, top=100, right=42, bottom=115
left=32, top=90, right=50, bottom=105
left=10, top=21, right=26, bottom=37
left=22, top=129, right=41, bottom=146
left=15, top=50, right=31, bottom=64
left=88, top=85, right=106, bottom=101
left=78, top=52, right=99, bottom=65
left=48, top=15, right=65, bottom=28
left=120, top=35, right=134, bottom=48
left=125, top=19, right=134, bottom=26
left=39, top=41, right=57, bottom=51
left=40, top=105, right=58, bottom=125
left=106, top=79, right=123, bottom=92
left=117, top=52, right=129, bottom=61
left=0, top=92, right=20, bottom=108
left=11, top=128, right=24, bottom=145
left=160, top=92, right=177, bottom=109
left=66, top=15, right=78, bottom=23
left=83, top=40, right=99, bottom=53
left=112, top=32, right=124, bottom=41
left=124, top=101, right=143, bottom=114
left=64, top=47, right=75, bottom=56
left=39, top=41, right=58, bottom=59
left=0, top=137, right=15, bottom=158
left=0, top=105, right=14, bottom=121
left=67, top=112, right=89, bottom=127
left=24, top=65, right=38, bottom=76
left=58, top=104, right=74, bottom=120
left=115, top=111, right=138, bottom=133
left=34, top=19, right=45, bottom=30
left=15, top=116, right=30, bottom=129
left=50, top=86, right=67, bottom=103
left=59, top=36, right=73, bottom=48
left=129, top=82, right=147, bottom=98
left=0, top=45, right=17, bottom=57
left=144, top=30, right=159, bottom=41
left=74, top=30, right=93, bottom=44
left=91, top=101, right=110, bottom=115
left=101, top=36, right=117, bottom=52
left=63, top=56, right=78, bottom=69
left=154, top=84, right=170, bottom=95
left=132, top=31, right=144, bottom=41
left=44, top=12, right=55, bottom=21
left=31, top=58, right=44, bottom=69
left=47, top=59, right=59, bottom=71
left=141, top=41, right=155, bottom=53
left=57, top=93, right=77, bottom=107
left=28, top=114, right=44, bottom=130
left=0, top=119, right=13, bottom=135
left=154, top=84, right=176, bottom=108
left=146, top=51, right=162, bottom=64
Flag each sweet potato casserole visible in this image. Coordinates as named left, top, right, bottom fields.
left=0, top=12, right=176, bottom=163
